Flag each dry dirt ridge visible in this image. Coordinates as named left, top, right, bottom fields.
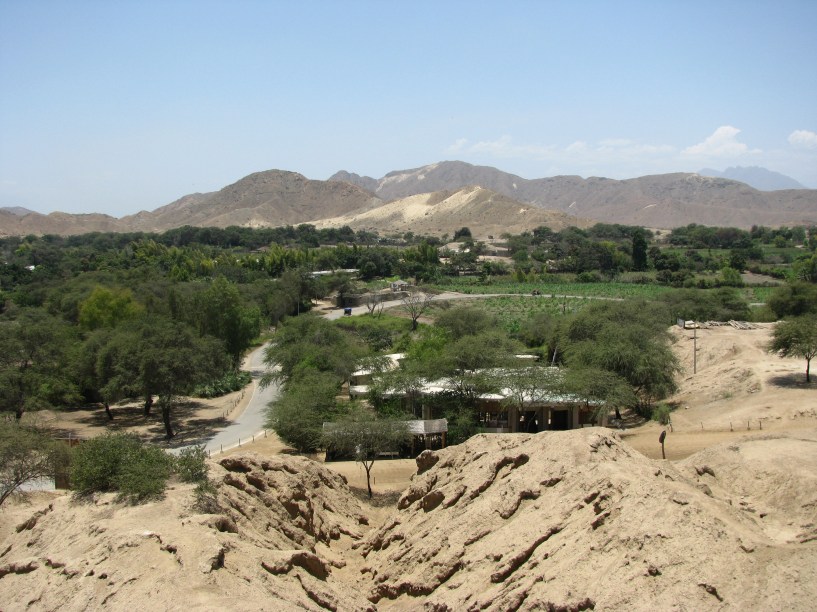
left=2, top=427, right=816, bottom=611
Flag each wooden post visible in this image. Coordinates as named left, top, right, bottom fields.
left=693, top=324, right=697, bottom=375
left=659, top=430, right=667, bottom=460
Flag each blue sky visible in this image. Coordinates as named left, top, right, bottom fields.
left=1, top=0, right=816, bottom=216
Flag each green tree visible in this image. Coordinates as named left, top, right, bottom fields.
left=0, top=420, right=69, bottom=507
left=720, top=266, right=744, bottom=287
left=261, top=313, right=367, bottom=386
left=499, top=365, right=563, bottom=432
left=768, top=282, right=817, bottom=318
left=323, top=404, right=411, bottom=498
left=560, top=301, right=679, bottom=412
left=99, top=318, right=227, bottom=438
left=196, top=276, right=261, bottom=368
left=70, top=432, right=173, bottom=500
left=266, top=372, right=342, bottom=452
left=562, top=367, right=636, bottom=422
left=435, top=305, right=497, bottom=339
left=414, top=330, right=521, bottom=422
left=631, top=229, right=649, bottom=272
left=0, top=308, right=80, bottom=420
left=78, top=286, right=144, bottom=331
left=769, top=315, right=817, bottom=382
left=659, top=288, right=750, bottom=322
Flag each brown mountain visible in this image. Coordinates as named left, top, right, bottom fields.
left=329, top=161, right=817, bottom=229
left=313, top=186, right=591, bottom=236
left=0, top=209, right=123, bottom=238
left=3, top=162, right=817, bottom=238
left=121, top=170, right=383, bottom=233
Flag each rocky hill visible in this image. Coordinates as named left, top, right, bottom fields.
left=3, top=162, right=817, bottom=238
left=330, top=161, right=817, bottom=229
left=699, top=166, right=807, bottom=191
left=120, top=170, right=384, bottom=234
left=2, top=428, right=815, bottom=610
left=0, top=209, right=124, bottom=237
left=313, top=186, right=591, bottom=237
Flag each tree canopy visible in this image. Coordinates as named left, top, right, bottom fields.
left=769, top=315, right=817, bottom=382
left=322, top=404, right=411, bottom=497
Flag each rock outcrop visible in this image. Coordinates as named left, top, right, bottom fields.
left=357, top=429, right=817, bottom=610
left=2, top=431, right=816, bottom=610
left=0, top=453, right=375, bottom=611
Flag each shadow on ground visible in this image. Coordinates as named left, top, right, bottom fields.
left=67, top=400, right=231, bottom=446
left=768, top=373, right=816, bottom=389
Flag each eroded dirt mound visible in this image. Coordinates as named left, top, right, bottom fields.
left=358, top=429, right=817, bottom=611
left=678, top=430, right=817, bottom=545
left=3, top=434, right=817, bottom=610
left=0, top=453, right=374, bottom=611
left=667, top=324, right=817, bottom=429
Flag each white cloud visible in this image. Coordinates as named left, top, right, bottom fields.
left=681, top=126, right=761, bottom=158
left=788, top=129, right=817, bottom=149
left=446, top=138, right=469, bottom=153
left=461, top=135, right=555, bottom=159
left=446, top=135, right=675, bottom=165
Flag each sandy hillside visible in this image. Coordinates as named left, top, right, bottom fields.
left=3, top=429, right=816, bottom=611
left=621, top=322, right=817, bottom=459
left=358, top=429, right=817, bottom=611
left=0, top=454, right=375, bottom=611
left=312, top=186, right=591, bottom=238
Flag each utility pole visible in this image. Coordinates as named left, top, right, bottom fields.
left=693, top=323, right=697, bottom=375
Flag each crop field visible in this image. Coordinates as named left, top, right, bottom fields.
left=461, top=295, right=596, bottom=334
left=428, top=278, right=673, bottom=300
left=426, top=280, right=775, bottom=334
left=742, top=286, right=775, bottom=303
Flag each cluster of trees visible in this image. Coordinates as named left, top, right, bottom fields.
left=0, top=265, right=280, bottom=437
left=263, top=296, right=682, bottom=457
left=3, top=219, right=815, bottom=435
left=5, top=221, right=815, bottom=304
left=496, top=222, right=815, bottom=287
left=668, top=223, right=811, bottom=250
left=766, top=282, right=817, bottom=382
left=502, top=225, right=651, bottom=277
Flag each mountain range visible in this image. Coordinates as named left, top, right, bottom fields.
left=698, top=166, right=806, bottom=191
left=2, top=162, right=816, bottom=238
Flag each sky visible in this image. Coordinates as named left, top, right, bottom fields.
left=1, top=0, right=816, bottom=217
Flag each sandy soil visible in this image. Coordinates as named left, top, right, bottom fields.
left=621, top=322, right=817, bottom=459
left=27, top=389, right=249, bottom=448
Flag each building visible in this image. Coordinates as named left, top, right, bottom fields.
left=349, top=360, right=607, bottom=436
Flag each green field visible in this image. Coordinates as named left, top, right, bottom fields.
left=428, top=278, right=673, bottom=300
left=438, top=295, right=597, bottom=334
left=424, top=279, right=776, bottom=333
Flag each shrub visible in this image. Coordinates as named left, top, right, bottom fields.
left=71, top=433, right=173, bottom=501
left=116, top=444, right=173, bottom=500
left=193, top=478, right=221, bottom=514
left=0, top=420, right=70, bottom=507
left=194, top=369, right=252, bottom=398
left=576, top=271, right=602, bottom=283
left=175, top=445, right=209, bottom=483
left=651, top=403, right=672, bottom=425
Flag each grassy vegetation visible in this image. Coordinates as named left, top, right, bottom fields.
left=428, top=277, right=673, bottom=300
left=433, top=295, right=595, bottom=334
left=333, top=314, right=414, bottom=351
left=742, top=286, right=776, bottom=303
